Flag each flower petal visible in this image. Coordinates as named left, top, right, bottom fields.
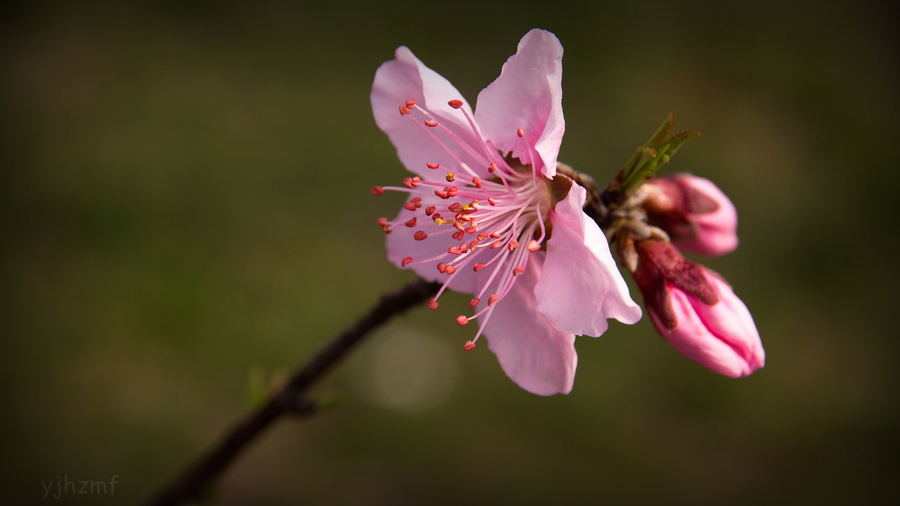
left=474, top=29, right=564, bottom=178
left=476, top=253, right=577, bottom=395
left=535, top=183, right=642, bottom=336
left=371, top=46, right=489, bottom=179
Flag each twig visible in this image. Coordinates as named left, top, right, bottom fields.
left=147, top=278, right=441, bottom=506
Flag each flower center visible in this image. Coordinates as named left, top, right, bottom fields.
left=373, top=98, right=555, bottom=350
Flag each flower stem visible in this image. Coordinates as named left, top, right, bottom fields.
left=146, top=278, right=442, bottom=506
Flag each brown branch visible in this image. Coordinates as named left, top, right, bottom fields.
left=147, top=278, right=441, bottom=506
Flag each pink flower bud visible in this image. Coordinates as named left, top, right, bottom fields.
left=632, top=240, right=764, bottom=377
left=642, top=174, right=738, bottom=256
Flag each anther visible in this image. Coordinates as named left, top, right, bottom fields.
left=425, top=206, right=436, bottom=216
left=426, top=162, right=440, bottom=169
left=414, top=231, right=428, bottom=241
left=448, top=247, right=462, bottom=255
left=404, top=201, right=417, bottom=211
left=513, top=266, right=525, bottom=276
left=508, top=240, right=519, bottom=252
left=377, top=217, right=388, bottom=227
left=466, top=227, right=477, bottom=234
left=463, top=340, right=476, bottom=351
left=477, top=232, right=489, bottom=241
left=452, top=231, right=464, bottom=241
left=469, top=298, right=480, bottom=308
left=459, top=242, right=468, bottom=253
left=472, top=176, right=482, bottom=188
left=405, top=217, right=417, bottom=227
left=488, top=162, right=498, bottom=173
left=488, top=198, right=496, bottom=206
left=434, top=190, right=449, bottom=199
left=445, top=265, right=457, bottom=275
left=405, top=99, right=417, bottom=107
left=448, top=99, right=463, bottom=109
left=469, top=240, right=479, bottom=250
left=449, top=203, right=462, bottom=212
left=527, top=240, right=540, bottom=252
left=456, top=315, right=469, bottom=326
left=437, top=262, right=446, bottom=273
left=454, top=221, right=465, bottom=232
left=399, top=105, right=410, bottom=115
left=403, top=177, right=414, bottom=188
left=429, top=298, right=439, bottom=310
left=412, top=176, right=421, bottom=185
left=490, top=232, right=501, bottom=238
left=473, top=263, right=486, bottom=272
left=425, top=120, right=438, bottom=127
left=371, top=186, right=385, bottom=195
left=446, top=173, right=455, bottom=182
left=517, top=128, right=525, bottom=137
left=488, top=294, right=499, bottom=306
left=490, top=241, right=503, bottom=249
left=401, top=257, right=413, bottom=267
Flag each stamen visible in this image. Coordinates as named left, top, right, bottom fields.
left=473, top=263, right=486, bottom=272
left=429, top=298, right=439, bottom=310
left=513, top=266, right=525, bottom=276
left=405, top=217, right=417, bottom=227
left=517, top=128, right=525, bottom=137
left=452, top=231, right=465, bottom=241
left=508, top=240, right=519, bottom=252
left=488, top=294, right=499, bottom=306
left=469, top=298, right=480, bottom=308
left=425, top=120, right=438, bottom=127
left=414, top=231, right=428, bottom=241
left=376, top=217, right=388, bottom=227
left=399, top=105, right=410, bottom=115
left=405, top=99, right=417, bottom=108
left=488, top=197, right=496, bottom=206
left=445, top=265, right=457, bottom=275
left=371, top=186, right=385, bottom=195
left=456, top=315, right=469, bottom=326
left=427, top=162, right=440, bottom=169
left=401, top=257, right=413, bottom=267
left=446, top=173, right=455, bottom=182
left=527, top=240, right=540, bottom=252
left=463, top=340, right=476, bottom=351
left=425, top=206, right=436, bottom=216
left=448, top=99, right=463, bottom=109
left=404, top=201, right=417, bottom=211
left=472, top=176, right=482, bottom=188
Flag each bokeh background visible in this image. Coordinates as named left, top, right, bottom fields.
left=2, top=0, right=898, bottom=504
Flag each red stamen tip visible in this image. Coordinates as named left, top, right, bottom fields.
left=414, top=231, right=428, bottom=241
left=425, top=205, right=436, bottom=216
left=473, top=263, right=486, bottom=272
left=401, top=257, right=413, bottom=267
left=426, top=162, right=440, bottom=169
left=490, top=241, right=503, bottom=249
left=448, top=247, right=462, bottom=255
left=377, top=217, right=388, bottom=227
left=448, top=99, right=464, bottom=109
left=488, top=294, right=499, bottom=306
left=404, top=201, right=416, bottom=211
left=405, top=99, right=417, bottom=108
left=469, top=298, right=480, bottom=308
left=452, top=231, right=464, bottom=241
left=437, top=262, right=446, bottom=273
left=434, top=190, right=449, bottom=199
left=472, top=176, right=482, bottom=188
left=428, top=298, right=439, bottom=310
left=402, top=177, right=414, bottom=188
left=527, top=240, right=540, bottom=252
left=405, top=217, right=417, bottom=227
left=425, top=120, right=439, bottom=127
left=456, top=315, right=469, bottom=326
left=445, top=265, right=456, bottom=275
left=508, top=240, right=519, bottom=252
left=463, top=340, right=476, bottom=351
left=488, top=162, right=498, bottom=173
left=513, top=266, right=525, bottom=276
left=488, top=197, right=496, bottom=206
left=517, top=128, right=525, bottom=137
left=371, top=186, right=384, bottom=195
left=399, top=105, right=410, bottom=115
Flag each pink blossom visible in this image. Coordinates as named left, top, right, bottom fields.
left=642, top=174, right=738, bottom=256
left=370, top=29, right=641, bottom=395
left=631, top=240, right=764, bottom=377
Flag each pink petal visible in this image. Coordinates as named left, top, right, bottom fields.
left=653, top=274, right=764, bottom=377
left=534, top=183, right=642, bottom=336
left=474, top=29, right=565, bottom=178
left=386, top=200, right=485, bottom=293
left=371, top=47, right=489, bottom=179
left=476, top=253, right=577, bottom=395
left=674, top=175, right=739, bottom=256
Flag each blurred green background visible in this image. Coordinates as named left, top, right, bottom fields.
left=2, top=0, right=897, bottom=504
